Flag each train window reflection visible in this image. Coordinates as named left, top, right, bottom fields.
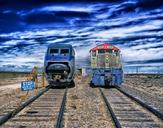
left=50, top=49, right=59, bottom=55
left=61, top=49, right=69, bottom=56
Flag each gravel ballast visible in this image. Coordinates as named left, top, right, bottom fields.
left=64, top=76, right=115, bottom=128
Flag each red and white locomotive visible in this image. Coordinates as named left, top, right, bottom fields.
left=90, top=43, right=123, bottom=86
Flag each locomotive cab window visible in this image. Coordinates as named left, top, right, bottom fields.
left=92, top=51, right=96, bottom=57
left=106, top=50, right=112, bottom=53
left=98, top=50, right=105, bottom=54
left=49, top=49, right=59, bottom=55
left=61, top=49, right=69, bottom=56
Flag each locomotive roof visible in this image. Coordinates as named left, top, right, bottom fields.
left=90, top=43, right=119, bottom=51
left=48, top=43, right=73, bottom=48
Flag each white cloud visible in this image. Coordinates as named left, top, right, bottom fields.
left=121, top=46, right=163, bottom=61
left=130, top=42, right=163, bottom=50
left=125, top=62, right=163, bottom=67
left=75, top=43, right=96, bottom=59
left=40, top=4, right=94, bottom=12
left=93, top=20, right=162, bottom=39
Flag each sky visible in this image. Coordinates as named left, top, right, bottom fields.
left=0, top=0, right=163, bottom=73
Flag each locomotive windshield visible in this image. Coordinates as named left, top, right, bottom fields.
left=61, top=49, right=69, bottom=56
left=106, top=50, right=112, bottom=53
left=49, top=48, right=70, bottom=56
left=96, top=49, right=119, bottom=56
left=98, top=50, right=105, bottom=54
left=49, top=49, right=59, bottom=55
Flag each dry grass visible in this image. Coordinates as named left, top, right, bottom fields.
left=0, top=72, right=29, bottom=86
left=0, top=72, right=28, bottom=79
left=124, top=74, right=163, bottom=98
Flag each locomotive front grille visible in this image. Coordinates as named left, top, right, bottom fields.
left=46, top=62, right=70, bottom=74
left=47, top=70, right=64, bottom=74
left=45, top=62, right=71, bottom=81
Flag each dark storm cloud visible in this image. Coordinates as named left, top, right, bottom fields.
left=24, top=11, right=91, bottom=24
left=113, top=35, right=163, bottom=43
left=0, top=0, right=123, bottom=5
left=54, top=11, right=91, bottom=18
left=0, top=11, right=25, bottom=33
left=138, top=28, right=163, bottom=33
left=137, top=0, right=163, bottom=10
left=25, top=13, right=66, bottom=24
left=0, top=37, right=11, bottom=42
left=96, top=19, right=146, bottom=31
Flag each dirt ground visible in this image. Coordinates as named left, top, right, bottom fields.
left=64, top=76, right=114, bottom=128
left=0, top=73, right=163, bottom=127
left=0, top=74, right=25, bottom=110
left=123, top=74, right=163, bottom=99
left=0, top=73, right=163, bottom=108
left=0, top=72, right=47, bottom=112
left=0, top=73, right=115, bottom=128
left=0, top=72, right=27, bottom=86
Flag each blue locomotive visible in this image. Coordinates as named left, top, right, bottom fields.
left=90, top=43, right=123, bottom=87
left=44, top=43, right=75, bottom=86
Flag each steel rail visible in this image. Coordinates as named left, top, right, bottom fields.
left=0, top=85, right=51, bottom=126
left=55, top=87, right=68, bottom=128
left=116, top=87, right=163, bottom=120
left=99, top=88, right=122, bottom=128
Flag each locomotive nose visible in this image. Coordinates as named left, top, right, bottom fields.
left=47, top=63, right=69, bottom=72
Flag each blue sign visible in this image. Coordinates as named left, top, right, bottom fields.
left=21, top=80, right=35, bottom=91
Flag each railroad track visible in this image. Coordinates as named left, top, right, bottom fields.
left=0, top=86, right=68, bottom=128
left=99, top=87, right=163, bottom=128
